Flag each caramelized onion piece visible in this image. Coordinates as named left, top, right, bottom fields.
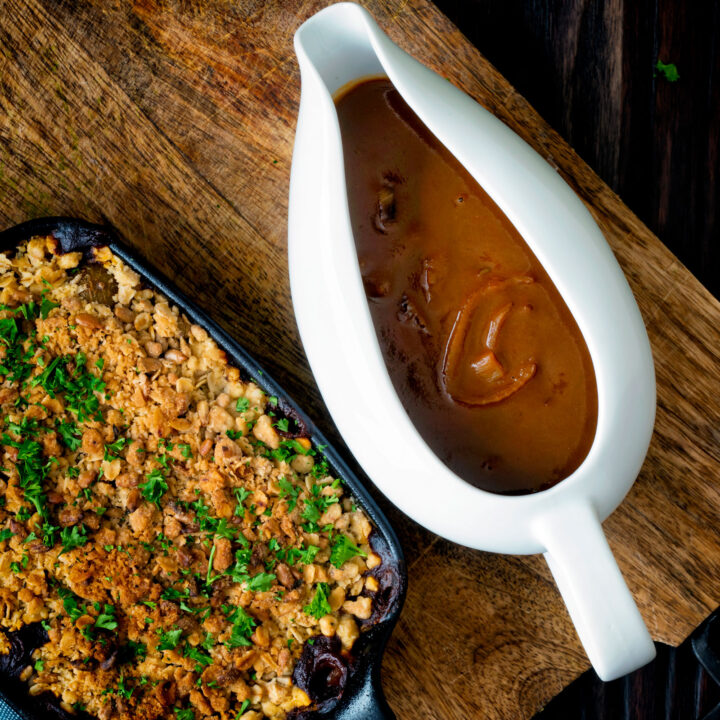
left=442, top=276, right=537, bottom=406
left=78, top=263, right=118, bottom=306
left=292, top=635, right=349, bottom=712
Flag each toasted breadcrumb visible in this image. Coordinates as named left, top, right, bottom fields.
left=0, top=237, right=377, bottom=720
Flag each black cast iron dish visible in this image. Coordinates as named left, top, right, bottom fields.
left=0, top=218, right=407, bottom=720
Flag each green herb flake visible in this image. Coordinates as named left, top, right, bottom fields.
left=655, top=59, right=680, bottom=82
left=139, top=468, right=168, bottom=507
left=157, top=627, right=183, bottom=651
left=224, top=605, right=257, bottom=649
left=59, top=524, right=88, bottom=555
left=329, top=534, right=367, bottom=568
left=303, top=582, right=332, bottom=619
left=55, top=418, right=81, bottom=451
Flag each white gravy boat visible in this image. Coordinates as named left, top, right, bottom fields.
left=289, top=2, right=656, bottom=681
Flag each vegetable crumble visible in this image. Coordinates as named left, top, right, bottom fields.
left=0, top=237, right=382, bottom=720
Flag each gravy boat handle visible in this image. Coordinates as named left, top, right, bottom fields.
left=535, top=501, right=656, bottom=681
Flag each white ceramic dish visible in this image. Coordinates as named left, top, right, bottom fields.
left=289, top=2, right=657, bottom=681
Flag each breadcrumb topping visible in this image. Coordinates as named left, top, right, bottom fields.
left=0, top=237, right=380, bottom=720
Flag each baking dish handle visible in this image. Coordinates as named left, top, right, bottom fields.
left=339, top=653, right=395, bottom=720
left=535, top=501, right=656, bottom=682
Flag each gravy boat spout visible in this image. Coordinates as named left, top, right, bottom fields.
left=289, top=2, right=657, bottom=682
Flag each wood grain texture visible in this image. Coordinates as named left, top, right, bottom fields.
left=434, top=0, right=720, bottom=300
left=1, top=1, right=719, bottom=718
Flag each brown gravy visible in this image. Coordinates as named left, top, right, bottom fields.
left=335, top=78, right=598, bottom=495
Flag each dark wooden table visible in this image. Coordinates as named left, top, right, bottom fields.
left=432, top=2, right=720, bottom=717
left=436, top=0, right=720, bottom=301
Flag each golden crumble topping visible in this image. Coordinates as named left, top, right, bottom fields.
left=0, top=236, right=381, bottom=720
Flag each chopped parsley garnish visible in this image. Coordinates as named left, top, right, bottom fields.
left=268, top=438, right=310, bottom=463
left=300, top=484, right=338, bottom=533
left=183, top=642, right=213, bottom=672
left=1, top=419, right=55, bottom=540
left=104, top=436, right=129, bottom=460
left=245, top=572, right=276, bottom=593
left=57, top=586, right=86, bottom=623
left=124, top=640, right=147, bottom=660
left=39, top=295, right=59, bottom=320
left=298, top=544, right=320, bottom=565
left=214, top=518, right=235, bottom=540
left=278, top=476, right=299, bottom=511
left=157, top=627, right=183, bottom=651
left=30, top=352, right=107, bottom=422
left=174, top=709, right=194, bottom=720
left=655, top=59, right=679, bottom=82
left=223, top=605, right=256, bottom=648
left=0, top=529, right=13, bottom=542
left=228, top=547, right=275, bottom=592
left=139, top=468, right=168, bottom=507
left=10, top=553, right=28, bottom=574
left=330, top=534, right=367, bottom=568
left=115, top=674, right=133, bottom=699
left=59, top=524, right=88, bottom=555
left=235, top=397, right=249, bottom=412
left=55, top=418, right=81, bottom=450
left=94, top=604, right=119, bottom=632
left=161, top=586, right=191, bottom=602
left=304, top=582, right=332, bottom=619
left=233, top=487, right=250, bottom=516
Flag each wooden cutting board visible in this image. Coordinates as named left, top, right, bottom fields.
left=1, top=1, right=719, bottom=718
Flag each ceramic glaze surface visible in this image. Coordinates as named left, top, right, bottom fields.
left=290, top=2, right=656, bottom=681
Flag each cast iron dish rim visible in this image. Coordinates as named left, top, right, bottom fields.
left=0, top=216, right=407, bottom=720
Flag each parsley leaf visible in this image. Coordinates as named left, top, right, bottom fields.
left=39, top=295, right=59, bottom=320
left=59, top=524, right=88, bottom=555
left=57, top=586, right=86, bottom=623
left=224, top=605, right=256, bottom=648
left=94, top=604, right=118, bottom=632
left=278, top=476, right=299, bottom=511
left=55, top=419, right=81, bottom=451
left=183, top=642, right=213, bottom=672
left=233, top=487, right=250, bottom=516
left=655, top=59, right=679, bottom=82
left=140, top=468, right=168, bottom=507
left=330, top=534, right=367, bottom=568
left=104, top=436, right=129, bottom=460
left=303, top=582, right=332, bottom=619
left=157, top=627, right=183, bottom=651
left=244, top=572, right=276, bottom=593
left=298, top=544, right=320, bottom=565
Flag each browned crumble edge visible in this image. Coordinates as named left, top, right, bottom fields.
left=0, top=237, right=383, bottom=720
